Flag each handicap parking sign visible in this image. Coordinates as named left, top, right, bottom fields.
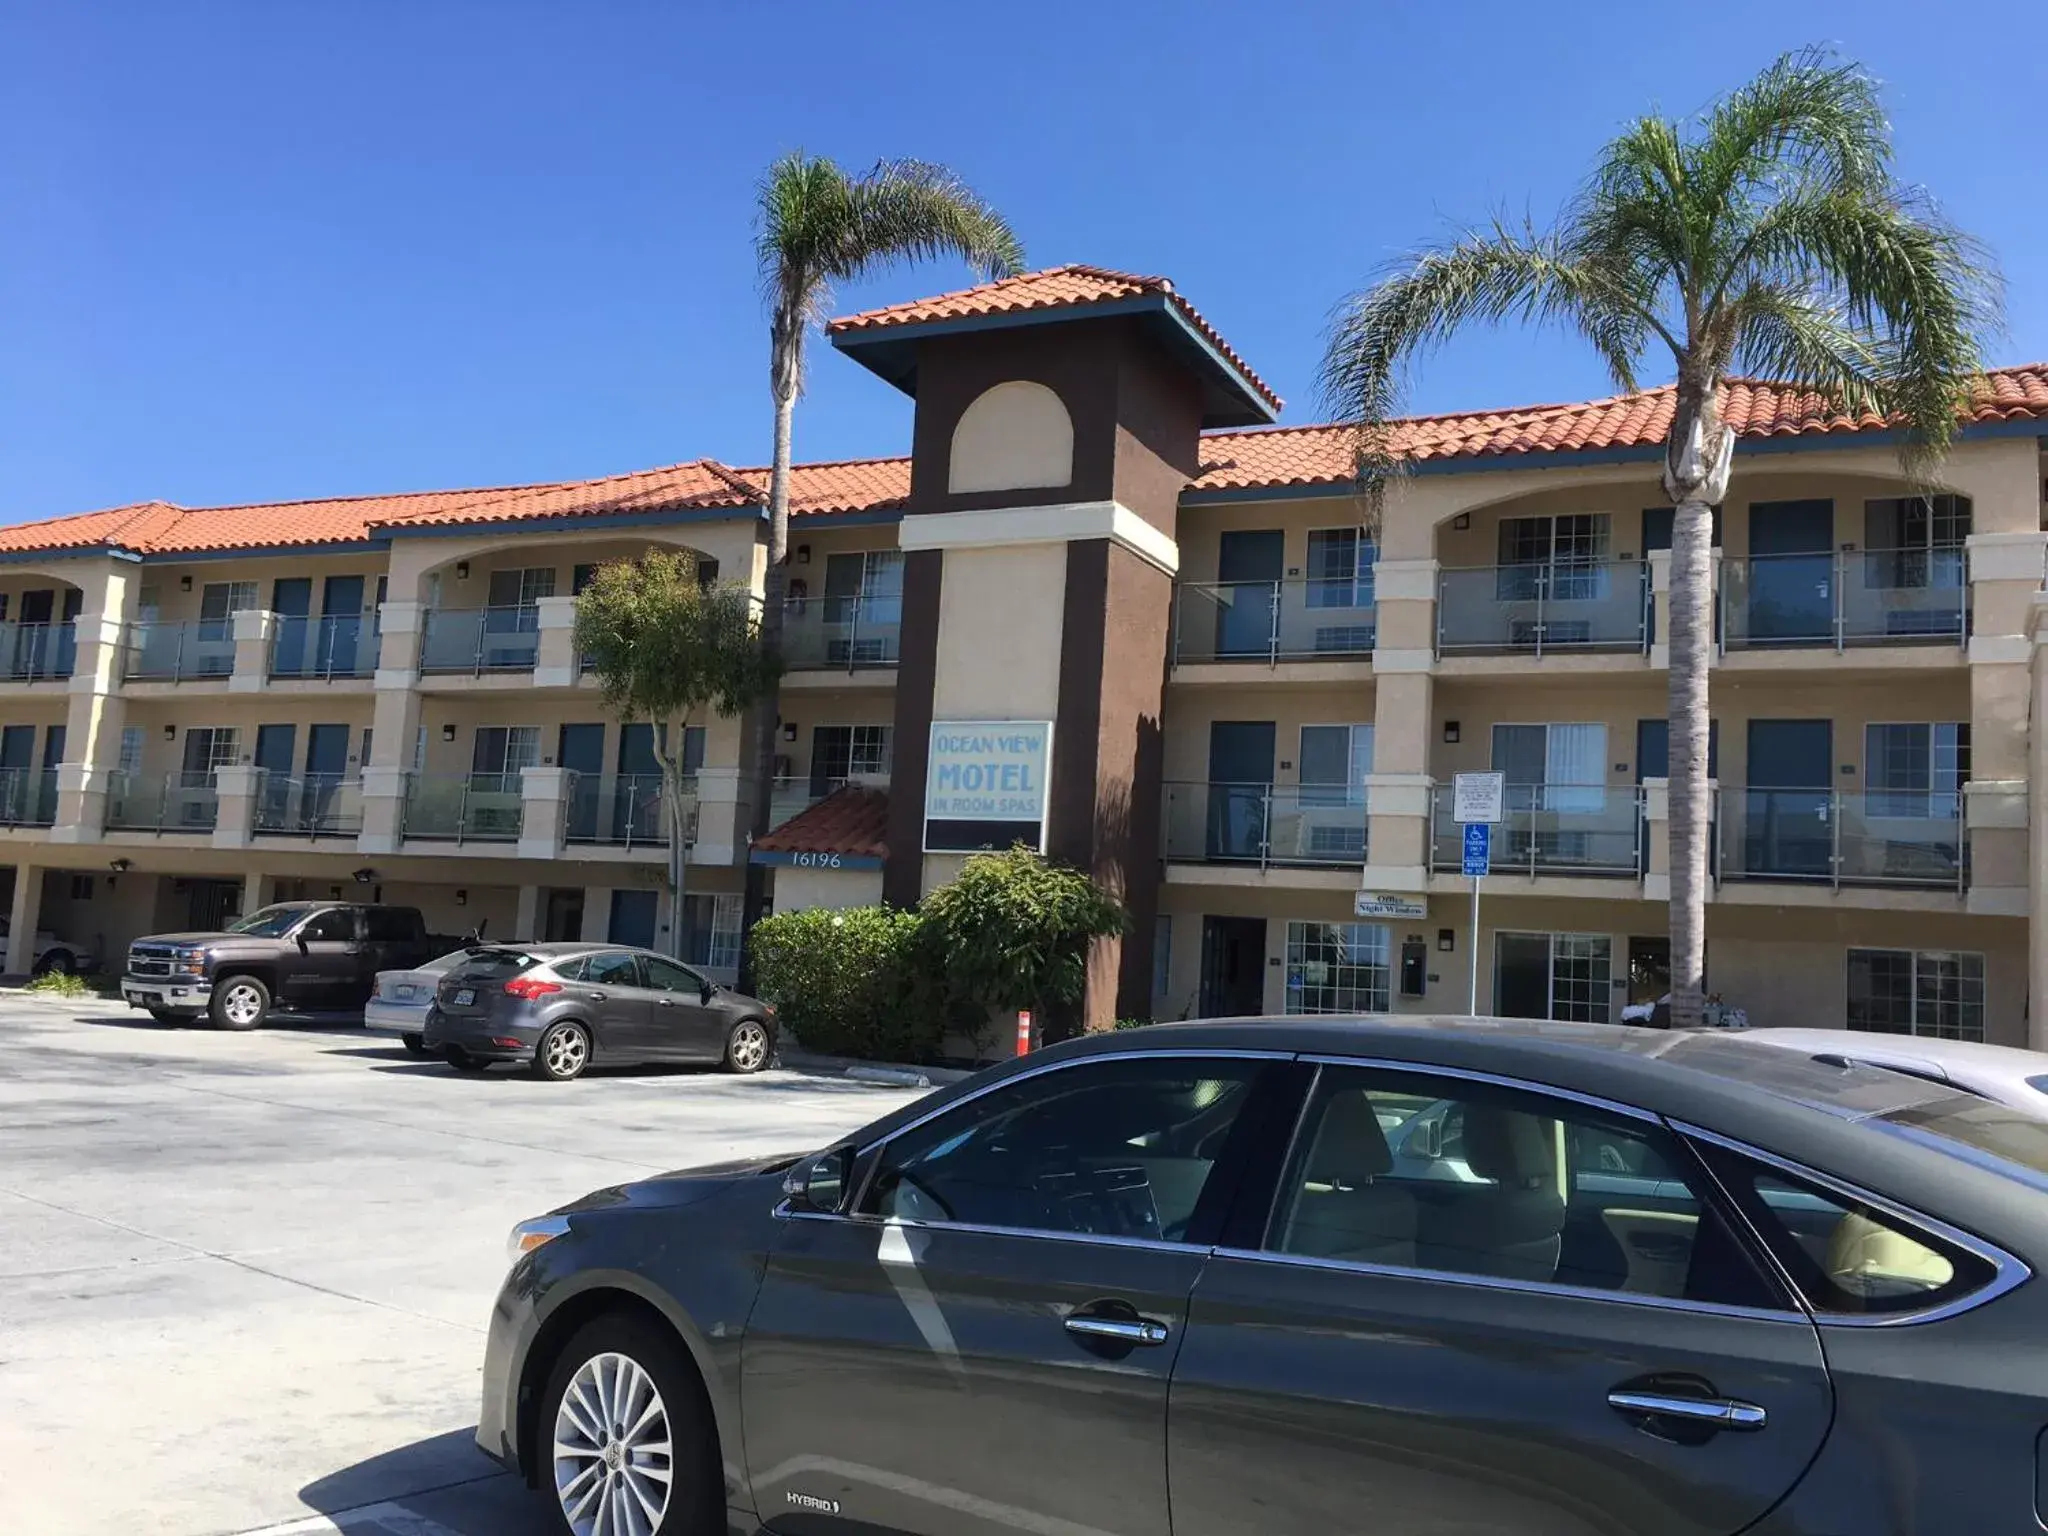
left=1462, top=821, right=1491, bottom=877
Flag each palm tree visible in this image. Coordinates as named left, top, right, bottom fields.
left=1318, top=48, right=1998, bottom=1028
left=741, top=154, right=1024, bottom=971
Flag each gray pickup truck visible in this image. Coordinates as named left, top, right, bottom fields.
left=122, top=901, right=470, bottom=1030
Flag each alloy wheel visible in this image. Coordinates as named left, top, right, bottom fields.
left=222, top=983, right=264, bottom=1027
left=727, top=1021, right=769, bottom=1073
left=545, top=1025, right=589, bottom=1079
left=552, top=1350, right=673, bottom=1536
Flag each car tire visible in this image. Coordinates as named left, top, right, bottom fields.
left=210, top=975, right=271, bottom=1031
left=721, top=1019, right=771, bottom=1075
left=444, top=1046, right=490, bottom=1073
left=533, top=1021, right=591, bottom=1082
left=401, top=1032, right=426, bottom=1057
left=32, top=950, right=74, bottom=977
left=537, top=1312, right=719, bottom=1536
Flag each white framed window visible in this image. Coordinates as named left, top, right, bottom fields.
left=471, top=725, right=540, bottom=780
left=1297, top=723, right=1372, bottom=859
left=1848, top=948, right=1985, bottom=1041
left=198, top=581, right=257, bottom=637
left=1863, top=495, right=1970, bottom=589
left=1286, top=921, right=1391, bottom=1014
left=1496, top=513, right=1611, bottom=600
left=1305, top=527, right=1376, bottom=609
left=118, top=726, right=145, bottom=776
left=182, top=727, right=240, bottom=779
left=682, top=893, right=744, bottom=970
left=1491, top=722, right=1608, bottom=813
left=486, top=567, right=557, bottom=609
left=810, top=723, right=891, bottom=788
left=1864, top=723, right=1968, bottom=818
left=1494, top=931, right=1612, bottom=1023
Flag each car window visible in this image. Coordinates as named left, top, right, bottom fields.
left=550, top=956, right=588, bottom=982
left=1267, top=1065, right=1783, bottom=1310
left=227, top=905, right=308, bottom=937
left=299, top=909, right=356, bottom=943
left=859, top=1057, right=1263, bottom=1244
left=1687, top=1141, right=1998, bottom=1316
left=452, top=949, right=538, bottom=981
left=363, top=908, right=417, bottom=942
left=581, top=951, right=642, bottom=987
left=641, top=956, right=705, bottom=994
left=2028, top=1075, right=2048, bottom=1097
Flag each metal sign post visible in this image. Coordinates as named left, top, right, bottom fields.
left=1454, top=772, right=1504, bottom=1018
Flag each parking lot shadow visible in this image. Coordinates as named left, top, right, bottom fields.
left=298, top=1426, right=548, bottom=1532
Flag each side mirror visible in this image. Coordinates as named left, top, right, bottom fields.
left=296, top=934, right=310, bottom=954
left=700, top=982, right=716, bottom=1003
left=1408, top=1114, right=1442, bottom=1161
left=782, top=1147, right=853, bottom=1215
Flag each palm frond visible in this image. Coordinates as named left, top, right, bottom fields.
left=837, top=160, right=1024, bottom=285
left=1694, top=47, right=1890, bottom=208
left=1724, top=286, right=1888, bottom=419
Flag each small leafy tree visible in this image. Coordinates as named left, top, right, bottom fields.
left=574, top=551, right=782, bottom=958
left=919, top=845, right=1127, bottom=1043
left=747, top=905, right=950, bottom=1061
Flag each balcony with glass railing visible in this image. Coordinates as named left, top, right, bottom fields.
left=765, top=773, right=889, bottom=833
left=0, top=621, right=77, bottom=682
left=400, top=771, right=524, bottom=842
left=122, top=620, right=237, bottom=682
left=104, top=770, right=220, bottom=832
left=781, top=595, right=902, bottom=671
left=269, top=614, right=379, bottom=679
left=1161, top=781, right=1368, bottom=867
left=1171, top=579, right=1377, bottom=666
left=1428, top=783, right=1644, bottom=877
left=1719, top=547, right=1967, bottom=651
left=1717, top=787, right=1964, bottom=889
left=417, top=607, right=541, bottom=675
left=565, top=772, right=674, bottom=849
left=1436, top=561, right=1650, bottom=656
left=0, top=767, right=58, bottom=827
left=252, top=774, right=365, bottom=838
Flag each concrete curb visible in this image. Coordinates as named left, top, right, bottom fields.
left=779, top=1048, right=973, bottom=1089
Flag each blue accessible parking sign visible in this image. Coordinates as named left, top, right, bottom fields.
left=1462, top=821, right=1491, bottom=877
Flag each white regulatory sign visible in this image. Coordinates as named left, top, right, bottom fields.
left=1354, top=891, right=1428, bottom=920
left=1452, top=770, right=1506, bottom=825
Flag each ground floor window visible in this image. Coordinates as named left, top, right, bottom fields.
left=1495, top=931, right=1612, bottom=1022
left=1285, top=921, right=1391, bottom=1014
left=681, top=893, right=743, bottom=971
left=1847, top=948, right=1984, bottom=1041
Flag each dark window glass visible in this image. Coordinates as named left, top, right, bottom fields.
left=299, top=909, right=356, bottom=942
left=2027, top=1075, right=2048, bottom=1095
left=641, top=955, right=704, bottom=994
left=551, top=956, right=588, bottom=982
left=1876, top=1097, right=2048, bottom=1182
left=1268, top=1066, right=1783, bottom=1309
left=452, top=949, right=540, bottom=981
left=226, top=904, right=308, bottom=938
left=582, top=951, right=641, bottom=987
left=363, top=908, right=416, bottom=942
left=859, top=1058, right=1263, bottom=1242
left=1689, top=1141, right=1996, bottom=1315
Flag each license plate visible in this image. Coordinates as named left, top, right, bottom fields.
left=394, top=984, right=416, bottom=1000
left=453, top=988, right=475, bottom=1006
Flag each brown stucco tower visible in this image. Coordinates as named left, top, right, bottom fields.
left=829, top=265, right=1280, bottom=1031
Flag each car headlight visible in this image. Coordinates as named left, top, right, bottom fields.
left=506, top=1214, right=572, bottom=1264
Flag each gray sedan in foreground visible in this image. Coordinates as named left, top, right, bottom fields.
left=479, top=1016, right=2048, bottom=1536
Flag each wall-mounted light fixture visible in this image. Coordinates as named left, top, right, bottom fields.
left=180, top=574, right=193, bottom=591
left=1437, top=928, right=1456, bottom=952
left=108, top=857, right=133, bottom=875
left=352, top=867, right=377, bottom=884
left=1442, top=721, right=1461, bottom=743
left=441, top=724, right=457, bottom=742
left=782, top=723, right=798, bottom=743
left=795, top=544, right=811, bottom=565
left=1452, top=513, right=1471, bottom=530
left=455, top=561, right=470, bottom=580
left=454, top=889, right=469, bottom=906
left=163, top=724, right=177, bottom=741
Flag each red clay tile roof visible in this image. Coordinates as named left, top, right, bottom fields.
left=374, top=460, right=758, bottom=530
left=754, top=785, right=889, bottom=860
left=729, top=456, right=914, bottom=516
left=827, top=263, right=1284, bottom=415
left=0, top=500, right=185, bottom=554
left=1192, top=366, right=2048, bottom=493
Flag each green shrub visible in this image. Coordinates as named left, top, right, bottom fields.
left=26, top=970, right=92, bottom=998
left=919, top=845, right=1126, bottom=1027
left=748, top=905, right=948, bottom=1063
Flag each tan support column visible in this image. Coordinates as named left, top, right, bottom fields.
left=689, top=768, right=739, bottom=866
left=6, top=864, right=41, bottom=975
left=243, top=870, right=273, bottom=918
left=56, top=562, right=134, bottom=842
left=1365, top=555, right=1437, bottom=888
left=533, top=596, right=579, bottom=688
left=517, top=767, right=570, bottom=859
left=358, top=765, right=408, bottom=854
left=1965, top=533, right=2043, bottom=930
left=515, top=884, right=543, bottom=942
left=229, top=609, right=276, bottom=693
left=579, top=888, right=611, bottom=942
left=211, top=765, right=261, bottom=848
left=2030, top=594, right=2048, bottom=1051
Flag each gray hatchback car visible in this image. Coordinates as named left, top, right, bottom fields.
left=423, top=942, right=776, bottom=1081
left=480, top=1015, right=2048, bottom=1536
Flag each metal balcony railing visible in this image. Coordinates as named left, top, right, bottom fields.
left=0, top=767, right=58, bottom=827
left=0, top=621, right=77, bottom=682
left=252, top=774, right=365, bottom=838
left=417, top=607, right=541, bottom=675
left=104, top=770, right=219, bottom=832
left=123, top=620, right=237, bottom=681
left=1171, top=579, right=1377, bottom=666
left=269, top=614, right=379, bottom=679
left=1436, top=561, right=1650, bottom=656
left=401, top=771, right=524, bottom=842
left=1717, top=787, right=1964, bottom=890
left=1719, top=548, right=1967, bottom=651
left=1161, top=781, right=1369, bottom=867
left=780, top=595, right=903, bottom=670
left=1428, top=783, right=1643, bottom=877
left=565, top=772, right=678, bottom=848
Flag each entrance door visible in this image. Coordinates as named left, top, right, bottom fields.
left=1636, top=718, right=1720, bottom=874
left=608, top=888, right=657, bottom=950
left=304, top=724, right=349, bottom=829
left=254, top=724, right=297, bottom=829
left=558, top=723, right=605, bottom=839
left=1215, top=529, right=1284, bottom=657
left=1746, top=499, right=1834, bottom=642
left=1745, top=720, right=1833, bottom=878
left=317, top=575, right=364, bottom=676
left=14, top=589, right=54, bottom=678
left=1627, top=936, right=1672, bottom=1020
left=186, top=878, right=242, bottom=931
left=271, top=577, right=313, bottom=675
left=1206, top=721, right=1275, bottom=861
left=616, top=723, right=665, bottom=842
left=543, top=888, right=585, bottom=943
left=0, top=726, right=33, bottom=821
left=1199, top=915, right=1267, bottom=1016
left=1493, top=932, right=1553, bottom=1019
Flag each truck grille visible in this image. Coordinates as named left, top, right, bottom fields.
left=127, top=942, right=180, bottom=978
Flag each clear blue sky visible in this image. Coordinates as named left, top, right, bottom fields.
left=3, top=1, right=2043, bottom=523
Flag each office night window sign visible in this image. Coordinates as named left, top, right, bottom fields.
left=924, top=720, right=1053, bottom=853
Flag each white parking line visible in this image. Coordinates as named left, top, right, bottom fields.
left=227, top=1501, right=473, bottom=1536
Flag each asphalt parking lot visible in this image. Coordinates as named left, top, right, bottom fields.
left=0, top=993, right=928, bottom=1536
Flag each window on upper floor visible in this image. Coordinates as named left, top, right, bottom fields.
left=198, top=582, right=257, bottom=635
left=1496, top=514, right=1611, bottom=601
left=1864, top=723, right=1968, bottom=818
left=1848, top=948, right=1985, bottom=1041
left=471, top=725, right=540, bottom=782
left=1305, top=528, right=1376, bottom=609
left=1864, top=495, right=1971, bottom=590
left=486, top=567, right=556, bottom=609
left=810, top=724, right=890, bottom=793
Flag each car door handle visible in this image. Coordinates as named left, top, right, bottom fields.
left=1607, top=1390, right=1766, bottom=1431
left=585, top=991, right=607, bottom=1001
left=1063, top=1315, right=1169, bottom=1346
left=656, top=998, right=675, bottom=1007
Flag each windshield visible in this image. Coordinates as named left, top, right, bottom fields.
left=224, top=906, right=310, bottom=938
left=2027, top=1075, right=2048, bottom=1097
left=451, top=949, right=540, bottom=981
left=1879, top=1096, right=2048, bottom=1182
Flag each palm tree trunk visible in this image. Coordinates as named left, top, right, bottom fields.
left=1666, top=495, right=1714, bottom=1030
left=660, top=735, right=692, bottom=962
left=739, top=324, right=800, bottom=988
